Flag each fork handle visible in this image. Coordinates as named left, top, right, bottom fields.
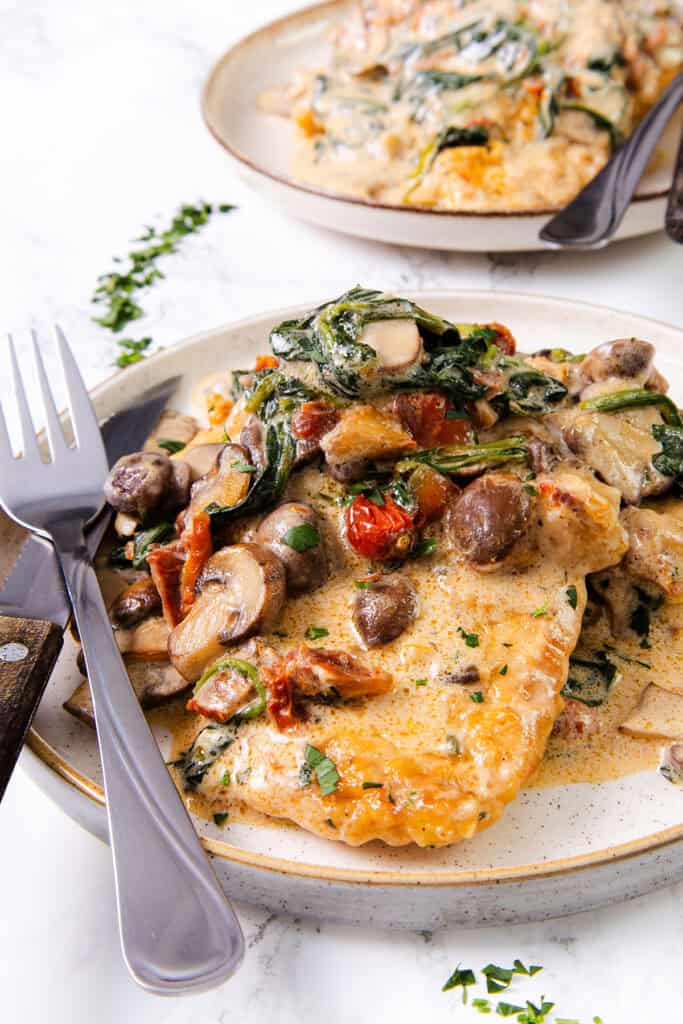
left=57, top=545, right=244, bottom=994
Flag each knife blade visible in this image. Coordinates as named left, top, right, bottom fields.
left=665, top=122, right=683, bottom=243
left=0, top=374, right=180, bottom=799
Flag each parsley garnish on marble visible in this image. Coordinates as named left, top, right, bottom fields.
left=92, top=201, right=235, bottom=367
left=441, top=961, right=602, bottom=1022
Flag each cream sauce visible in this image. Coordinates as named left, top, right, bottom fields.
left=263, top=0, right=683, bottom=211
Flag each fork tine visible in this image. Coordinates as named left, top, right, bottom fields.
left=0, top=399, right=14, bottom=463
left=7, top=334, right=40, bottom=461
left=53, top=325, right=103, bottom=457
left=31, top=330, right=68, bottom=458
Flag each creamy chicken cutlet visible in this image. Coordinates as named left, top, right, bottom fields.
left=66, top=288, right=683, bottom=847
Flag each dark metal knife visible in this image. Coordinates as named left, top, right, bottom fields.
left=540, top=71, right=683, bottom=249
left=665, top=122, right=683, bottom=243
left=0, top=375, right=180, bottom=800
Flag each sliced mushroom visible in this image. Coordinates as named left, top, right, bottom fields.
left=620, top=684, right=683, bottom=740
left=447, top=473, right=534, bottom=569
left=621, top=506, right=683, bottom=603
left=168, top=543, right=286, bottom=682
left=115, top=615, right=170, bottom=660
left=256, top=502, right=327, bottom=594
left=186, top=444, right=253, bottom=523
left=144, top=408, right=198, bottom=455
left=110, top=578, right=162, bottom=629
left=239, top=414, right=267, bottom=469
left=64, top=660, right=189, bottom=729
left=321, top=404, right=416, bottom=465
left=177, top=443, right=227, bottom=482
left=163, top=460, right=192, bottom=513
left=353, top=574, right=417, bottom=647
left=552, top=699, right=602, bottom=740
left=359, top=319, right=423, bottom=373
left=104, top=452, right=173, bottom=518
left=578, top=338, right=657, bottom=390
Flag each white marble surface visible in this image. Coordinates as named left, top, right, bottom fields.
left=2, top=1, right=683, bottom=1019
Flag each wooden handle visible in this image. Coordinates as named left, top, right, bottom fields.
left=0, top=616, right=63, bottom=801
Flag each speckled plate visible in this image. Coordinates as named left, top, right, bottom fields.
left=201, top=1, right=678, bottom=253
left=17, top=291, right=683, bottom=929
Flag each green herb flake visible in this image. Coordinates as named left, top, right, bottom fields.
left=212, top=812, right=229, bottom=827
left=496, top=1003, right=524, bottom=1017
left=482, top=965, right=514, bottom=993
left=499, top=664, right=508, bottom=676
left=282, top=522, right=320, bottom=552
left=532, top=605, right=548, bottom=618
left=325, top=817, right=336, bottom=828
left=220, top=771, right=231, bottom=787
left=415, top=678, right=428, bottom=687
left=566, top=585, right=578, bottom=609
left=470, top=690, right=485, bottom=703
left=459, top=627, right=480, bottom=648
left=114, top=336, right=153, bottom=368
left=157, top=438, right=186, bottom=454
left=442, top=964, right=477, bottom=1003
left=473, top=998, right=492, bottom=1014
left=303, top=743, right=339, bottom=796
left=231, top=460, right=256, bottom=473
left=523, top=484, right=538, bottom=496
left=362, top=781, right=383, bottom=789
left=415, top=536, right=438, bottom=557
left=305, top=626, right=329, bottom=641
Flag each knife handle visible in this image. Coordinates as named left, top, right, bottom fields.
left=0, top=616, right=63, bottom=801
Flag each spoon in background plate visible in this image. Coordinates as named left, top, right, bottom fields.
left=540, top=71, right=683, bottom=249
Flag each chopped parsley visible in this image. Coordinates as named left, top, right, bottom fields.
left=473, top=998, right=492, bottom=1014
left=499, top=664, right=508, bottom=676
left=281, top=523, right=320, bottom=552
left=415, top=678, right=428, bottom=687
left=94, top=202, right=235, bottom=367
left=523, top=484, right=538, bottom=496
left=157, top=438, right=186, bottom=454
left=532, top=605, right=548, bottom=618
left=470, top=691, right=485, bottom=703
left=220, top=771, right=231, bottom=787
left=496, top=1004, right=525, bottom=1017
left=362, top=781, right=383, bottom=789
left=565, top=585, right=578, bottom=609
left=459, top=627, right=480, bottom=648
left=301, top=744, right=339, bottom=796
left=212, top=812, right=229, bottom=827
left=483, top=964, right=515, bottom=994
left=325, top=817, right=336, bottom=828
left=231, top=460, right=257, bottom=473
left=442, top=964, right=477, bottom=1003
left=305, top=626, right=329, bottom=641
left=415, top=536, right=438, bottom=557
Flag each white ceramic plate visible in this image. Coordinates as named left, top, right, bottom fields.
left=21, top=291, right=683, bottom=929
left=202, top=1, right=677, bottom=253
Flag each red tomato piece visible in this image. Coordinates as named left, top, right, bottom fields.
left=291, top=400, right=340, bottom=440
left=345, top=494, right=415, bottom=560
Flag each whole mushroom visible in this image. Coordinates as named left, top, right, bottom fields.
left=256, top=502, right=327, bottom=594
left=353, top=574, right=417, bottom=647
left=104, top=452, right=173, bottom=519
left=447, top=473, right=534, bottom=569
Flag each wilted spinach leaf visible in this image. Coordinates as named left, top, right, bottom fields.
left=561, top=651, right=617, bottom=707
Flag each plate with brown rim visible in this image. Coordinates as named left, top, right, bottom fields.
left=15, top=289, right=683, bottom=929
left=202, top=1, right=680, bottom=253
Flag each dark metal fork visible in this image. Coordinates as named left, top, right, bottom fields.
left=0, top=328, right=244, bottom=994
